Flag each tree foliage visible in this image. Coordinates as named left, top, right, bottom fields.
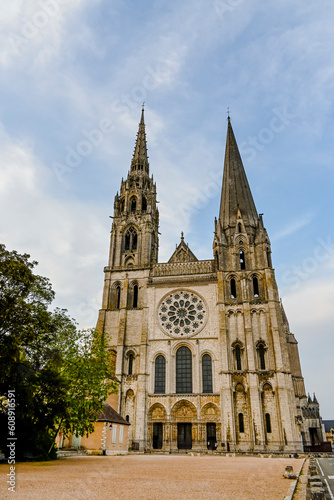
left=0, top=244, right=117, bottom=460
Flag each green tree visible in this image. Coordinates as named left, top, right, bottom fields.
left=0, top=244, right=116, bottom=460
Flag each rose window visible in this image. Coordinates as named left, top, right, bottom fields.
left=158, top=290, right=207, bottom=337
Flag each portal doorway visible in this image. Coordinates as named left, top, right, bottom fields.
left=207, top=422, right=216, bottom=450
left=153, top=423, right=163, bottom=449
left=177, top=423, right=192, bottom=450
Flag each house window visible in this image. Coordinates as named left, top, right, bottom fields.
left=238, top=413, right=244, bottom=433
left=128, top=354, right=134, bottom=375
left=235, top=345, right=242, bottom=371
left=240, top=250, right=246, bottom=270
left=176, top=346, right=192, bottom=394
left=230, top=278, right=237, bottom=298
left=119, top=426, right=123, bottom=444
left=202, top=354, right=213, bottom=393
left=265, top=413, right=271, bottom=433
left=112, top=424, right=117, bottom=443
left=253, top=277, right=259, bottom=297
left=125, top=227, right=137, bottom=251
left=154, top=355, right=166, bottom=394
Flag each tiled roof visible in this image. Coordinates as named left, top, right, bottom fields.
left=323, top=420, right=334, bottom=432
left=97, top=402, right=130, bottom=425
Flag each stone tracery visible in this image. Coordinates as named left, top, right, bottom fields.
left=158, top=290, right=207, bottom=338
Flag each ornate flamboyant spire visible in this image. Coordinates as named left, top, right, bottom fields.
left=219, top=117, right=258, bottom=230
left=130, top=106, right=149, bottom=174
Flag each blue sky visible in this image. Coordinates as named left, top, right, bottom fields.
left=0, top=0, right=333, bottom=417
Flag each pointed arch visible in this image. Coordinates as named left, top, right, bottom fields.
left=256, top=340, right=267, bottom=370
left=230, top=278, right=237, bottom=298
left=176, top=346, right=192, bottom=394
left=201, top=354, right=213, bottom=393
left=127, top=281, right=139, bottom=309
left=253, top=276, right=259, bottom=297
left=239, top=250, right=246, bottom=270
left=154, top=355, right=166, bottom=394
left=130, top=196, right=137, bottom=212
left=124, top=226, right=138, bottom=252
left=109, top=282, right=122, bottom=310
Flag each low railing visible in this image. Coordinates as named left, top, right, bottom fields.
left=151, top=260, right=215, bottom=277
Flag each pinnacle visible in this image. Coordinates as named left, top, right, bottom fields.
left=219, top=119, right=258, bottom=230
left=130, top=108, right=149, bottom=174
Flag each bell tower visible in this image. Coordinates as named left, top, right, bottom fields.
left=108, top=107, right=159, bottom=269
left=213, top=116, right=272, bottom=275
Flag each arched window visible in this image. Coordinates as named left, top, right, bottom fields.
left=238, top=413, right=244, bottom=433
left=238, top=223, right=242, bottom=233
left=176, top=346, right=192, bottom=394
left=120, top=198, right=125, bottom=213
left=235, top=345, right=242, bottom=371
left=230, top=278, right=237, bottom=298
left=154, top=355, right=166, bottom=394
left=253, top=277, right=259, bottom=297
left=142, top=196, right=147, bottom=212
left=130, top=197, right=137, bottom=212
left=258, top=343, right=266, bottom=370
left=124, top=227, right=137, bottom=251
left=133, top=285, right=138, bottom=308
left=202, top=354, right=213, bottom=393
left=116, top=286, right=121, bottom=309
left=265, top=413, right=271, bottom=433
left=128, top=353, right=134, bottom=375
left=239, top=250, right=246, bottom=270
left=126, top=415, right=130, bottom=422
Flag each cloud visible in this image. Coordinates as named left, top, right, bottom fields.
left=0, top=123, right=108, bottom=328
left=272, top=212, right=315, bottom=240
left=282, top=267, right=334, bottom=418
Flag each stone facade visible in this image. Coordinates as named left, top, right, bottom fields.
left=96, top=108, right=325, bottom=453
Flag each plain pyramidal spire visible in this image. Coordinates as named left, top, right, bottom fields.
left=131, top=106, right=149, bottom=174
left=219, top=117, right=258, bottom=229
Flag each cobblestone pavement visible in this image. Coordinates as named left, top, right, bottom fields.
left=0, top=454, right=304, bottom=500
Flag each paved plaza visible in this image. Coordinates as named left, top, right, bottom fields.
left=0, top=454, right=303, bottom=499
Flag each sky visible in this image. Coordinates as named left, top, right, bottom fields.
left=0, top=0, right=333, bottom=418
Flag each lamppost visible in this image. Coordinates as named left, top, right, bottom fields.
left=101, top=422, right=108, bottom=456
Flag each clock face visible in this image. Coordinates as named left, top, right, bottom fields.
left=157, top=289, right=208, bottom=338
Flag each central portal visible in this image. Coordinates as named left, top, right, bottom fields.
left=177, top=423, right=192, bottom=450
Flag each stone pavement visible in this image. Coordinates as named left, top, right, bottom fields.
left=0, top=455, right=304, bottom=500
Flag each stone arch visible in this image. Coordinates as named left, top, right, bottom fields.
left=233, top=383, right=249, bottom=444
left=171, top=400, right=197, bottom=422
left=171, top=341, right=195, bottom=356
left=125, top=389, right=135, bottom=441
left=200, top=403, right=220, bottom=421
left=235, top=382, right=246, bottom=393
left=148, top=403, right=167, bottom=422
left=127, top=280, right=139, bottom=307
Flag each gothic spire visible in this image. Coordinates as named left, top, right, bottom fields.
left=219, top=117, right=258, bottom=230
left=130, top=106, right=149, bottom=174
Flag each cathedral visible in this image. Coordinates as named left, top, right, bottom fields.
left=96, top=108, right=325, bottom=453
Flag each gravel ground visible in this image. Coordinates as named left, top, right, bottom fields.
left=0, top=454, right=303, bottom=500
